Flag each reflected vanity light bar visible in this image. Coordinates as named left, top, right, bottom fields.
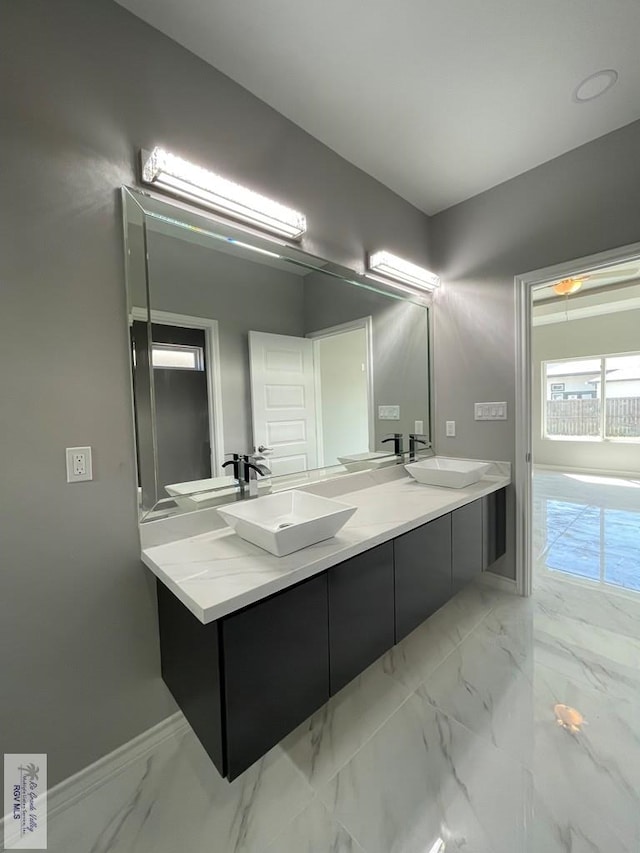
left=367, top=250, right=440, bottom=291
left=141, top=147, right=307, bottom=239
left=226, top=238, right=281, bottom=259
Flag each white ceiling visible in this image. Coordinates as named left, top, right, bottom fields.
left=116, top=0, right=640, bottom=214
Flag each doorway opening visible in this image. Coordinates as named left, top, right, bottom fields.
left=515, top=242, right=640, bottom=597
left=131, top=308, right=225, bottom=508
left=307, top=318, right=374, bottom=468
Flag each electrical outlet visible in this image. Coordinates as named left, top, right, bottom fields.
left=66, top=446, right=92, bottom=483
left=445, top=420, right=456, bottom=437
left=414, top=420, right=424, bottom=434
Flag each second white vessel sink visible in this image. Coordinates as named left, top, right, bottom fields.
left=217, top=490, right=357, bottom=557
left=405, top=457, right=490, bottom=489
left=338, top=451, right=394, bottom=472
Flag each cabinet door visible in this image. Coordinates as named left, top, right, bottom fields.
left=221, top=573, right=329, bottom=780
left=328, top=542, right=394, bottom=694
left=157, top=581, right=226, bottom=777
left=483, top=487, right=507, bottom=569
left=452, top=499, right=483, bottom=593
left=394, top=514, right=452, bottom=642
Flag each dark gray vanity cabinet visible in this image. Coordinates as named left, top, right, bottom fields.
left=451, top=499, right=484, bottom=592
left=221, top=573, right=329, bottom=779
left=328, top=542, right=395, bottom=694
left=394, top=514, right=453, bottom=642
left=157, top=581, right=226, bottom=773
left=157, top=573, right=329, bottom=781
left=483, top=487, right=507, bottom=569
left=156, top=488, right=507, bottom=782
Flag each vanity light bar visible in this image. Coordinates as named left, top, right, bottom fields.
left=141, top=147, right=307, bottom=239
left=368, top=250, right=440, bottom=291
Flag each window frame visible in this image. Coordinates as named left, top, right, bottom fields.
left=151, top=342, right=205, bottom=371
left=542, top=350, right=640, bottom=444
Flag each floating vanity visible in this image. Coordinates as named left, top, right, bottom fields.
left=142, top=462, right=509, bottom=781
left=122, top=182, right=508, bottom=782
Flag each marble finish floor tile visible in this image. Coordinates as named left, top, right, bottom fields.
left=319, top=692, right=531, bottom=853
left=534, top=603, right=640, bottom=705
left=535, top=571, right=640, bottom=641
left=532, top=663, right=640, bottom=852
left=45, top=535, right=640, bottom=853
left=264, top=798, right=365, bottom=853
left=417, top=598, right=535, bottom=768
left=533, top=469, right=640, bottom=593
left=47, top=728, right=315, bottom=853
left=281, top=655, right=412, bottom=789
left=382, top=581, right=505, bottom=692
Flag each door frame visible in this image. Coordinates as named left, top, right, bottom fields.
left=131, top=307, right=225, bottom=478
left=514, top=240, right=640, bottom=596
left=306, top=316, right=375, bottom=466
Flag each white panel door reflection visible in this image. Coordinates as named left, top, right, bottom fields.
left=249, top=331, right=318, bottom=475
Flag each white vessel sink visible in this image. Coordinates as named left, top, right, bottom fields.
left=165, top=475, right=246, bottom=509
left=405, top=457, right=490, bottom=489
left=338, top=451, right=394, bottom=472
left=217, top=490, right=357, bottom=557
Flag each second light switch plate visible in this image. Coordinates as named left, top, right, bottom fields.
left=474, top=402, right=507, bottom=421
left=378, top=405, right=400, bottom=420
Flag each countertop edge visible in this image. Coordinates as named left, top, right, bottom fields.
left=142, top=475, right=510, bottom=624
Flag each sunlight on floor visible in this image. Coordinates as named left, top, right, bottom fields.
left=533, top=469, right=640, bottom=594
left=566, top=473, right=640, bottom=489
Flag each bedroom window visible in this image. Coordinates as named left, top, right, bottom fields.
left=543, top=353, right=640, bottom=441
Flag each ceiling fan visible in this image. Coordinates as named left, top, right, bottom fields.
left=549, top=264, right=640, bottom=297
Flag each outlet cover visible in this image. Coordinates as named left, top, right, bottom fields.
left=445, top=420, right=456, bottom=437
left=66, top=446, right=93, bottom=482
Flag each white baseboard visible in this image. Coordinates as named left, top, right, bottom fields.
left=479, top=570, right=519, bottom=594
left=2, top=712, right=189, bottom=833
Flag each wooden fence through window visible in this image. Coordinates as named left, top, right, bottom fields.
left=546, top=397, right=640, bottom=438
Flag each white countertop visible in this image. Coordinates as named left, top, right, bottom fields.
left=141, top=465, right=510, bottom=624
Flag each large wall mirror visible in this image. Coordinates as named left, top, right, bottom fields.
left=122, top=187, right=432, bottom=517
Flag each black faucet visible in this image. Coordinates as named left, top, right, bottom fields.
left=222, top=453, right=271, bottom=497
left=409, top=433, right=429, bottom=461
left=221, top=453, right=242, bottom=480
left=382, top=432, right=404, bottom=457
left=242, top=454, right=271, bottom=477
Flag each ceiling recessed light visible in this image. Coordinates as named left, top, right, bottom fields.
left=572, top=69, right=618, bottom=103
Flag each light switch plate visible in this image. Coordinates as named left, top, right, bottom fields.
left=66, top=446, right=93, bottom=482
left=445, top=420, right=456, bottom=437
left=378, top=405, right=400, bottom=420
left=474, top=402, right=507, bottom=421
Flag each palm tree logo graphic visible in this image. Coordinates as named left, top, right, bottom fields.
left=19, top=763, right=39, bottom=782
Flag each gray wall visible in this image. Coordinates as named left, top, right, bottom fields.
left=0, top=0, right=432, bottom=786
left=303, top=272, right=431, bottom=448
left=6, top=0, right=640, bottom=787
left=532, top=310, right=640, bottom=475
left=431, top=118, right=640, bottom=578
left=146, top=229, right=306, bottom=456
